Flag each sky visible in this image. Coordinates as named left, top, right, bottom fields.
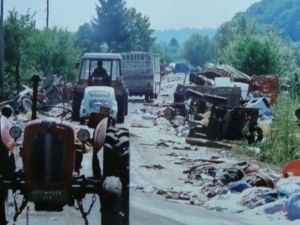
left=4, top=0, right=261, bottom=31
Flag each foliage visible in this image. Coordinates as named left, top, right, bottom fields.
left=216, top=13, right=258, bottom=60
left=181, top=34, right=216, bottom=67
left=3, top=10, right=81, bottom=97
left=168, top=38, right=180, bottom=55
left=149, top=42, right=173, bottom=64
left=257, top=94, right=300, bottom=165
left=246, top=0, right=300, bottom=41
left=121, top=8, right=155, bottom=52
left=4, top=9, right=36, bottom=93
left=75, top=23, right=99, bottom=53
left=92, top=0, right=126, bottom=52
left=221, top=35, right=279, bottom=76
left=32, top=27, right=81, bottom=82
left=217, top=13, right=299, bottom=78
left=91, top=0, right=155, bottom=52
left=152, top=28, right=217, bottom=45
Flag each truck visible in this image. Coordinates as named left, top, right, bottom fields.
left=120, top=52, right=161, bottom=101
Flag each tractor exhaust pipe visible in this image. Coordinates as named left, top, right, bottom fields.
left=31, top=75, right=41, bottom=120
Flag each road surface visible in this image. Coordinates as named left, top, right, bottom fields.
left=5, top=99, right=281, bottom=225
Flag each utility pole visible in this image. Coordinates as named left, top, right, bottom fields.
left=46, top=0, right=49, bottom=28
left=0, top=0, right=4, bottom=101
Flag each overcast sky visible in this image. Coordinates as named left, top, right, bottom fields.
left=4, top=0, right=261, bottom=31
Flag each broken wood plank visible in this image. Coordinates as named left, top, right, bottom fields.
left=192, top=132, right=207, bottom=139
left=192, top=159, right=225, bottom=164
left=140, top=164, right=165, bottom=170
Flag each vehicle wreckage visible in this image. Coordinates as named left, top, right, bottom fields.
left=167, top=64, right=278, bottom=145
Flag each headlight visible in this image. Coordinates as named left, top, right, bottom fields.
left=9, top=126, right=22, bottom=139
left=77, top=129, right=90, bottom=142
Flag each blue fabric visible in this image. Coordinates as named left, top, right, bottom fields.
left=286, top=193, right=300, bottom=221
left=218, top=181, right=251, bottom=195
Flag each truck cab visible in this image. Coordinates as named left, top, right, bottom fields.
left=73, top=53, right=128, bottom=123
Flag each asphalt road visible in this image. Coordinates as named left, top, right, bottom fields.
left=5, top=99, right=279, bottom=225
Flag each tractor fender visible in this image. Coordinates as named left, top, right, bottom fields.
left=93, top=117, right=108, bottom=153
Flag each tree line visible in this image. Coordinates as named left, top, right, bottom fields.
left=166, top=12, right=300, bottom=79
left=2, top=0, right=300, bottom=98
left=1, top=0, right=155, bottom=97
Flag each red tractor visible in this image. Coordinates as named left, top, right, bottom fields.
left=0, top=75, right=130, bottom=225
left=72, top=53, right=128, bottom=124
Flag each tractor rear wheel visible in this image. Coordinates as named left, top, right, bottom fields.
left=103, top=127, right=129, bottom=225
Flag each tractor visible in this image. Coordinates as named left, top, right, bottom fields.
left=0, top=75, right=130, bottom=225
left=72, top=53, right=128, bottom=124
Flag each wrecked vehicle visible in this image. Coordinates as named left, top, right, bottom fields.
left=169, top=67, right=276, bottom=144
left=2, top=85, right=33, bottom=113
left=41, top=74, right=73, bottom=105
left=0, top=75, right=130, bottom=225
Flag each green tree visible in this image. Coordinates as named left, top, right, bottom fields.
left=4, top=10, right=36, bottom=93
left=92, top=0, right=127, bottom=52
left=75, top=23, right=99, bottom=53
left=181, top=34, right=216, bottom=67
left=121, top=8, right=155, bottom=51
left=246, top=0, right=300, bottom=41
left=92, top=0, right=155, bottom=52
left=227, top=36, right=279, bottom=75
left=216, top=13, right=257, bottom=61
left=32, top=27, right=81, bottom=81
left=168, top=38, right=179, bottom=55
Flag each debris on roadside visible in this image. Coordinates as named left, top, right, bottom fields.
left=140, top=164, right=165, bottom=170
left=162, top=68, right=279, bottom=150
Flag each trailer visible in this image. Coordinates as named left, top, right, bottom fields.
left=121, top=52, right=161, bottom=100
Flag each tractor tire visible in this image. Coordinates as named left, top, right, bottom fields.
left=20, top=97, right=32, bottom=113
left=100, top=176, right=123, bottom=225
left=116, top=97, right=125, bottom=124
left=103, top=127, right=129, bottom=225
left=123, top=90, right=128, bottom=116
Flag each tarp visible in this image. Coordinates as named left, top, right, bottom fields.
left=174, top=63, right=190, bottom=73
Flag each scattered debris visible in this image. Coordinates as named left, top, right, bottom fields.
left=140, top=164, right=165, bottom=170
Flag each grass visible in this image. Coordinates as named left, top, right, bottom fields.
left=249, top=93, right=300, bottom=166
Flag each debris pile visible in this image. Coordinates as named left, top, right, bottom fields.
left=166, top=65, right=278, bottom=148
left=129, top=70, right=300, bottom=222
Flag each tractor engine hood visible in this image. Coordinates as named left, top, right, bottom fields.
left=21, top=118, right=75, bottom=203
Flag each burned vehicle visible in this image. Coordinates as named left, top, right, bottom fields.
left=0, top=75, right=130, bottom=225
